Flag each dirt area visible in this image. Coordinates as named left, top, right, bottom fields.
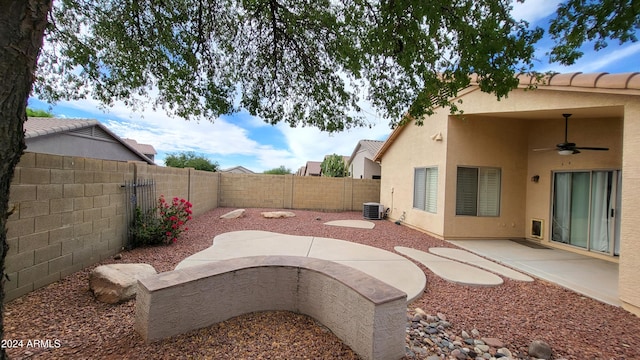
left=5, top=208, right=640, bottom=359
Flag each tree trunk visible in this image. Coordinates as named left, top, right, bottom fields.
left=0, top=1, right=51, bottom=358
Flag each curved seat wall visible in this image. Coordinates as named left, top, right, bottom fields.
left=135, top=255, right=407, bottom=360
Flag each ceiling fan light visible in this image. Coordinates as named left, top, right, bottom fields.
left=558, top=149, right=574, bottom=156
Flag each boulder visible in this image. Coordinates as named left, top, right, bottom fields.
left=528, top=340, right=552, bottom=360
left=261, top=211, right=296, bottom=218
left=220, top=209, right=246, bottom=219
left=89, top=263, right=157, bottom=304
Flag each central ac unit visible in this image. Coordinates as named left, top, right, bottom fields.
left=363, top=202, right=384, bottom=220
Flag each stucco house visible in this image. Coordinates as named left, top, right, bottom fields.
left=347, top=140, right=384, bottom=179
left=123, top=138, right=157, bottom=162
left=25, top=117, right=155, bottom=164
left=221, top=165, right=254, bottom=174
left=374, top=72, right=640, bottom=316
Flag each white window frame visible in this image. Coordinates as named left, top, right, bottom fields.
left=455, top=166, right=501, bottom=217
left=413, top=167, right=438, bottom=213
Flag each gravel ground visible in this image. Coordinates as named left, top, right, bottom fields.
left=5, top=208, right=640, bottom=359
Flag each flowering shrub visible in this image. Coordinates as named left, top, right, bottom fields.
left=130, top=195, right=193, bottom=247
left=157, top=195, right=193, bottom=244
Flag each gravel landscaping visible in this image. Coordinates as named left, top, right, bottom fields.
left=5, top=208, right=640, bottom=359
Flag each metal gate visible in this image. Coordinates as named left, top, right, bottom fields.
left=123, top=179, right=156, bottom=248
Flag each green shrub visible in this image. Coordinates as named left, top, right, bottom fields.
left=130, top=195, right=193, bottom=247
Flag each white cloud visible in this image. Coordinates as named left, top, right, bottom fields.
left=511, top=0, right=562, bottom=24
left=275, top=112, right=391, bottom=171
left=52, top=96, right=297, bottom=171
left=558, top=43, right=640, bottom=73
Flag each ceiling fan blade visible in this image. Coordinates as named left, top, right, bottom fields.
left=532, top=147, right=558, bottom=152
left=574, top=146, right=609, bottom=151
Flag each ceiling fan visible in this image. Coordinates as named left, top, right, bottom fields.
left=533, top=113, right=609, bottom=155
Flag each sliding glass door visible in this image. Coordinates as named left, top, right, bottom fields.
left=552, top=170, right=621, bottom=255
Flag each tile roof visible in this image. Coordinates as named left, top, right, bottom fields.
left=123, top=138, right=157, bottom=155
left=375, top=71, right=640, bottom=162
left=509, top=71, right=640, bottom=90
left=305, top=161, right=322, bottom=176
left=221, top=166, right=254, bottom=174
left=24, top=117, right=155, bottom=164
left=24, top=117, right=98, bottom=138
left=348, top=140, right=384, bottom=164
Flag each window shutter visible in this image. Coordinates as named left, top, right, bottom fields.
left=478, top=168, right=501, bottom=216
left=413, top=168, right=426, bottom=210
left=425, top=168, right=438, bottom=213
left=456, top=167, right=478, bottom=215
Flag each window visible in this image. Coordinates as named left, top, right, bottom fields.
left=456, top=166, right=501, bottom=216
left=413, top=167, right=438, bottom=213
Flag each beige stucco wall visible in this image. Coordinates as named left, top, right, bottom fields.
left=442, top=115, right=529, bottom=238
left=378, top=112, right=448, bottom=237
left=379, top=84, right=640, bottom=315
left=619, top=103, right=640, bottom=316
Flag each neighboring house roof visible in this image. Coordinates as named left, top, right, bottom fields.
left=221, top=166, right=254, bottom=174
left=347, top=140, right=384, bottom=166
left=24, top=117, right=155, bottom=164
left=374, top=71, right=640, bottom=162
left=304, top=161, right=322, bottom=176
left=123, top=138, right=157, bottom=157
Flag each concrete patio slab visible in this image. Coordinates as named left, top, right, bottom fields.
left=308, top=237, right=401, bottom=261
left=448, top=239, right=620, bottom=306
left=324, top=220, right=376, bottom=229
left=395, top=247, right=503, bottom=287
left=176, top=230, right=427, bottom=302
left=428, top=247, right=534, bottom=282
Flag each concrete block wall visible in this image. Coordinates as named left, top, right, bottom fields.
left=6, top=153, right=379, bottom=302
left=219, top=173, right=288, bottom=208
left=188, top=169, right=220, bottom=217
left=6, top=153, right=134, bottom=301
left=219, top=174, right=380, bottom=211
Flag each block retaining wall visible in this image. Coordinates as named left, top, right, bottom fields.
left=6, top=152, right=380, bottom=301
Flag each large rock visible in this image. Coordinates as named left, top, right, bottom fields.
left=220, top=209, right=246, bottom=219
left=528, top=340, right=552, bottom=359
left=89, top=263, right=157, bottom=304
left=261, top=211, right=296, bottom=218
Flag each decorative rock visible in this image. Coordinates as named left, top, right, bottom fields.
left=497, top=347, right=513, bottom=358
left=414, top=307, right=428, bottom=318
left=89, top=264, right=157, bottom=304
left=529, top=340, right=552, bottom=359
left=482, top=337, right=504, bottom=348
left=261, top=211, right=296, bottom=218
left=405, top=310, right=520, bottom=360
left=220, top=209, right=246, bottom=219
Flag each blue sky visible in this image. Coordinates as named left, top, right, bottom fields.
left=28, top=1, right=640, bottom=172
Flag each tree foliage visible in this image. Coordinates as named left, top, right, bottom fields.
left=26, top=108, right=53, bottom=117
left=548, top=0, right=640, bottom=65
left=36, top=0, right=548, bottom=130
left=164, top=152, right=219, bottom=172
left=264, top=166, right=292, bottom=175
left=321, top=154, right=349, bottom=177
